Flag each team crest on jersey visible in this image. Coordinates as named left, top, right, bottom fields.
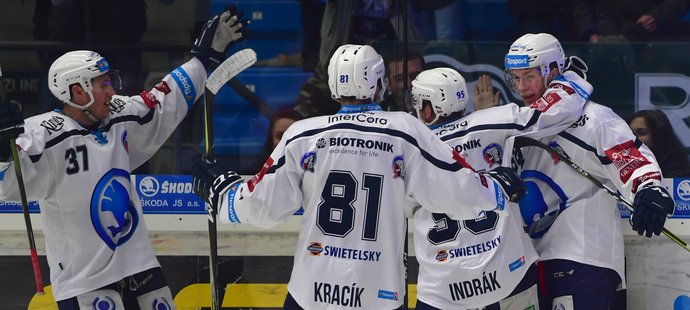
left=40, top=115, right=65, bottom=135
left=301, top=152, right=317, bottom=172
left=435, top=250, right=449, bottom=262
left=483, top=143, right=503, bottom=168
left=90, top=168, right=139, bottom=250
left=308, top=242, right=324, bottom=256
left=392, top=155, right=404, bottom=178
left=121, top=131, right=129, bottom=153
left=547, top=141, right=569, bottom=165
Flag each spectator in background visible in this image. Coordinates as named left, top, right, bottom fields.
left=261, top=108, right=304, bottom=163
left=294, top=0, right=452, bottom=118
left=34, top=0, right=147, bottom=110
left=507, top=0, right=577, bottom=41
left=381, top=50, right=425, bottom=111
left=571, top=0, right=690, bottom=43
left=628, top=109, right=690, bottom=178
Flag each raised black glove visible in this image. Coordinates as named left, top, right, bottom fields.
left=563, top=55, right=589, bottom=80
left=191, top=5, right=249, bottom=69
left=632, top=184, right=674, bottom=238
left=482, top=166, right=526, bottom=203
left=192, top=156, right=243, bottom=216
left=0, top=100, right=24, bottom=161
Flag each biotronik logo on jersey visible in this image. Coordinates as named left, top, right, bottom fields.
left=91, top=168, right=139, bottom=250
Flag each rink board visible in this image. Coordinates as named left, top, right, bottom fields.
left=1, top=175, right=689, bottom=309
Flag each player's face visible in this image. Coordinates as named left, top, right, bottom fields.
left=89, top=74, right=116, bottom=120
left=510, top=68, right=546, bottom=106
left=272, top=117, right=296, bottom=147
left=629, top=116, right=653, bottom=147
left=387, top=58, right=423, bottom=94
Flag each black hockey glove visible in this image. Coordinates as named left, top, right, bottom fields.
left=192, top=156, right=243, bottom=217
left=563, top=56, right=589, bottom=80
left=0, top=100, right=24, bottom=162
left=482, top=166, right=526, bottom=203
left=632, top=184, right=674, bottom=238
left=191, top=5, right=250, bottom=69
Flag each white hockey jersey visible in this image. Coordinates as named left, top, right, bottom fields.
left=512, top=101, right=664, bottom=287
left=217, top=104, right=509, bottom=309
left=414, top=71, right=593, bottom=309
left=0, top=58, right=206, bottom=301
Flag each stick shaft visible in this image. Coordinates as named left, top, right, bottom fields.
left=514, top=136, right=690, bottom=252
left=0, top=65, right=44, bottom=293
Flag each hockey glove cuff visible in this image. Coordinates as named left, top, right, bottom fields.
left=482, top=166, right=526, bottom=203
left=632, top=184, right=674, bottom=237
left=192, top=156, right=243, bottom=216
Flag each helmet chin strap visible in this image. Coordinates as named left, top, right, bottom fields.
left=64, top=92, right=100, bottom=123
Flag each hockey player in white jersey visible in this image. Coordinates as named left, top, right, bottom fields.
left=504, top=33, right=675, bottom=309
left=191, top=44, right=526, bottom=310
left=410, top=63, right=592, bottom=309
left=0, top=7, right=247, bottom=309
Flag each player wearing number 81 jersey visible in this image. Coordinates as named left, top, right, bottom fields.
left=192, top=44, right=525, bottom=309
left=410, top=64, right=592, bottom=309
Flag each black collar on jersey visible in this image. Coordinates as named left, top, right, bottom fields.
left=337, top=103, right=383, bottom=114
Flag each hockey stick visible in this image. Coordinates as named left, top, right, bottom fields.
left=513, top=136, right=690, bottom=252
left=203, top=48, right=257, bottom=310
left=0, top=65, right=44, bottom=294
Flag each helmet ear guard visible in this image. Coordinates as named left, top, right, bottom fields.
left=48, top=50, right=111, bottom=111
left=411, top=67, right=468, bottom=125
left=328, top=44, right=387, bottom=102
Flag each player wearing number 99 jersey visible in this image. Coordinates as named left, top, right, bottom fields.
left=410, top=65, right=592, bottom=308
left=194, top=44, right=523, bottom=309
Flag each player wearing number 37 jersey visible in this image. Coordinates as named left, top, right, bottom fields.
left=192, top=44, right=526, bottom=309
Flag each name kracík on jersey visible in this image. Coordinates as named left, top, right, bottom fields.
left=449, top=236, right=501, bottom=258
left=308, top=242, right=382, bottom=262
left=448, top=270, right=502, bottom=301
left=314, top=281, right=364, bottom=307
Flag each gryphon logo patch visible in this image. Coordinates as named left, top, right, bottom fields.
left=301, top=152, right=317, bottom=172
left=483, top=143, right=503, bottom=168
left=90, top=168, right=139, bottom=250
left=392, top=155, right=404, bottom=178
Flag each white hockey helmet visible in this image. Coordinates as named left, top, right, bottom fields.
left=48, top=50, right=111, bottom=110
left=411, top=67, right=467, bottom=125
left=328, top=44, right=387, bottom=102
left=504, top=33, right=565, bottom=91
